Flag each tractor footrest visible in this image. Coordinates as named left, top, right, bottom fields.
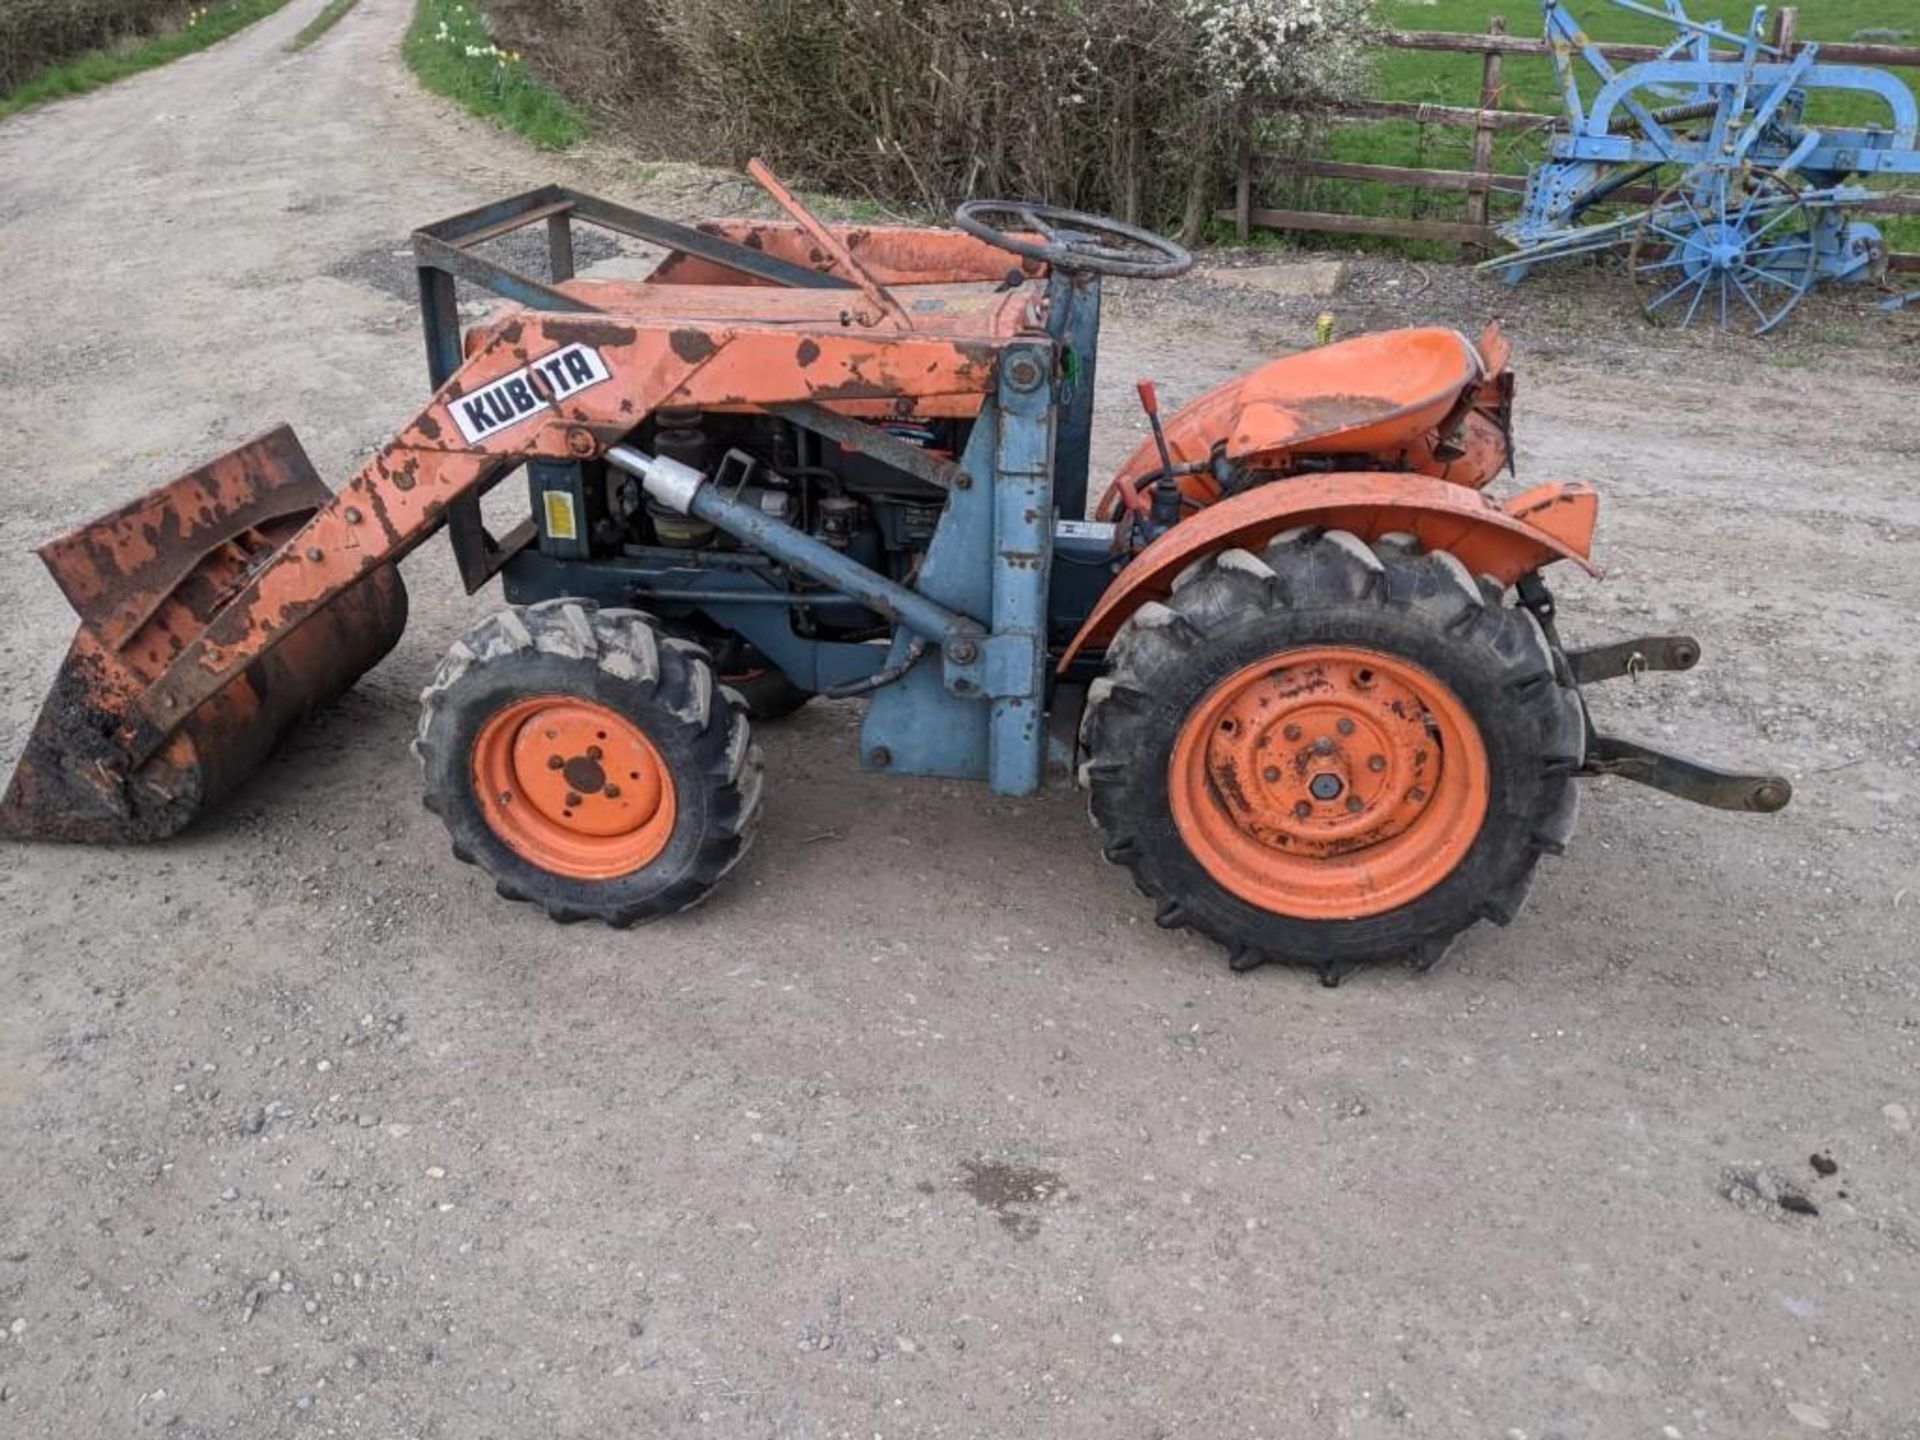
left=1581, top=732, right=1791, bottom=813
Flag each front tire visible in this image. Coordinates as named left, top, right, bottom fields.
left=416, top=599, right=763, bottom=925
left=1080, top=529, right=1583, bottom=982
left=665, top=624, right=814, bottom=722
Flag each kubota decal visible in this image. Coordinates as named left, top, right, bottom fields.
left=449, top=343, right=611, bottom=444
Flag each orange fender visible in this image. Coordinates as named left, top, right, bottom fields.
left=1058, top=473, right=1599, bottom=670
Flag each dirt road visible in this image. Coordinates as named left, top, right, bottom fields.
left=2, top=2, right=1918, bottom=1435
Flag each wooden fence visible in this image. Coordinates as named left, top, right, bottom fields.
left=1228, top=8, right=1920, bottom=273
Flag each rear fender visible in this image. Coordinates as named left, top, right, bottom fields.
left=1058, top=472, right=1598, bottom=670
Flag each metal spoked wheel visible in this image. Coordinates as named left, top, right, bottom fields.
left=1628, top=170, right=1818, bottom=336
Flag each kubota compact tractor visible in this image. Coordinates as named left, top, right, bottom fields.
left=0, top=163, right=1791, bottom=983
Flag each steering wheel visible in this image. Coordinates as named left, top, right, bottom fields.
left=953, top=200, right=1193, bottom=279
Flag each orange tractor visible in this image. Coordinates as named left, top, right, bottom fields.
left=0, top=164, right=1789, bottom=983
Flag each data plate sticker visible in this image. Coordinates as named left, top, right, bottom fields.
left=1054, top=519, right=1117, bottom=542
left=542, top=489, right=579, bottom=541
left=448, top=343, right=611, bottom=444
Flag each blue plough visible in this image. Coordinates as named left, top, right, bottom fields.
left=1485, top=0, right=1920, bottom=333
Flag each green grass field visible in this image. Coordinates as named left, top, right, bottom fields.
left=1272, top=0, right=1918, bottom=256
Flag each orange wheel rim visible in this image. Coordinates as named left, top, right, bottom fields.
left=472, top=696, right=676, bottom=880
left=1169, top=647, right=1489, bottom=920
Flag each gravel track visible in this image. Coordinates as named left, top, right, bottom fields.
left=2, top=2, right=1917, bottom=1435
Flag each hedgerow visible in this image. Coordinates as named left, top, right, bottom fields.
left=487, top=0, right=1374, bottom=236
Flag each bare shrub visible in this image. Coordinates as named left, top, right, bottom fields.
left=494, top=0, right=1374, bottom=236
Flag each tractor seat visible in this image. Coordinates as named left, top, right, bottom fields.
left=1112, top=327, right=1487, bottom=489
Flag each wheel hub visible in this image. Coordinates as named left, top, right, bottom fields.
left=505, top=704, right=665, bottom=837
left=473, top=696, right=676, bottom=878
left=1169, top=647, right=1491, bottom=920
left=1199, top=659, right=1447, bottom=861
left=1687, top=223, right=1744, bottom=273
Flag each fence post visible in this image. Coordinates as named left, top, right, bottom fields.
left=1771, top=6, right=1798, bottom=53
left=1466, top=15, right=1506, bottom=246
left=1234, top=108, right=1253, bottom=243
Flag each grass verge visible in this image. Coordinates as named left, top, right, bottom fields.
left=403, top=0, right=582, bottom=151
left=286, top=0, right=360, bottom=53
left=0, top=0, right=295, bottom=118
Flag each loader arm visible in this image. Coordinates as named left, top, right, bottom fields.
left=3, top=177, right=1046, bottom=844
left=116, top=313, right=1006, bottom=771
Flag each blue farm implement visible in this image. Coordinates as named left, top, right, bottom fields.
left=1, top=163, right=1790, bottom=984
left=1488, top=0, right=1920, bottom=333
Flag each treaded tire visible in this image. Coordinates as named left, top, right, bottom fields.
left=1080, top=529, right=1583, bottom=980
left=666, top=627, right=814, bottom=722
left=416, top=599, right=763, bottom=925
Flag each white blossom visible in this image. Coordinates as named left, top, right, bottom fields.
left=1180, top=0, right=1373, bottom=98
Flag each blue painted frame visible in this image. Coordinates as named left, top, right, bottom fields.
left=858, top=342, right=1059, bottom=794
left=1498, top=0, right=1920, bottom=305
left=502, top=292, right=1097, bottom=796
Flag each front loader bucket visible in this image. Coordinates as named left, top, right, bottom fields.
left=1, top=426, right=407, bottom=842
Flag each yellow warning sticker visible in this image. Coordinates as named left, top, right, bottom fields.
left=543, top=490, right=578, bottom=541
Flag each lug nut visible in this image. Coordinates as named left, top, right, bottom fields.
left=1346, top=796, right=1363, bottom=813
left=565, top=792, right=583, bottom=807
left=547, top=755, right=565, bottom=770
left=1368, top=754, right=1387, bottom=772
left=587, top=745, right=603, bottom=760
left=1262, top=766, right=1281, bottom=782
left=1312, top=736, right=1334, bottom=756
left=1283, top=723, right=1302, bottom=741
left=1293, top=800, right=1313, bottom=819
left=1336, top=717, right=1355, bottom=736
left=604, top=784, right=621, bottom=799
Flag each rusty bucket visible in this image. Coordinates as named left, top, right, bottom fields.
left=1, top=426, right=407, bottom=842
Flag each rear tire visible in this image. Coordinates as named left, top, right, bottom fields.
left=1079, top=529, right=1582, bottom=981
left=416, top=599, right=762, bottom=925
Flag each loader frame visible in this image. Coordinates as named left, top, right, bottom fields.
left=411, top=186, right=1107, bottom=794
